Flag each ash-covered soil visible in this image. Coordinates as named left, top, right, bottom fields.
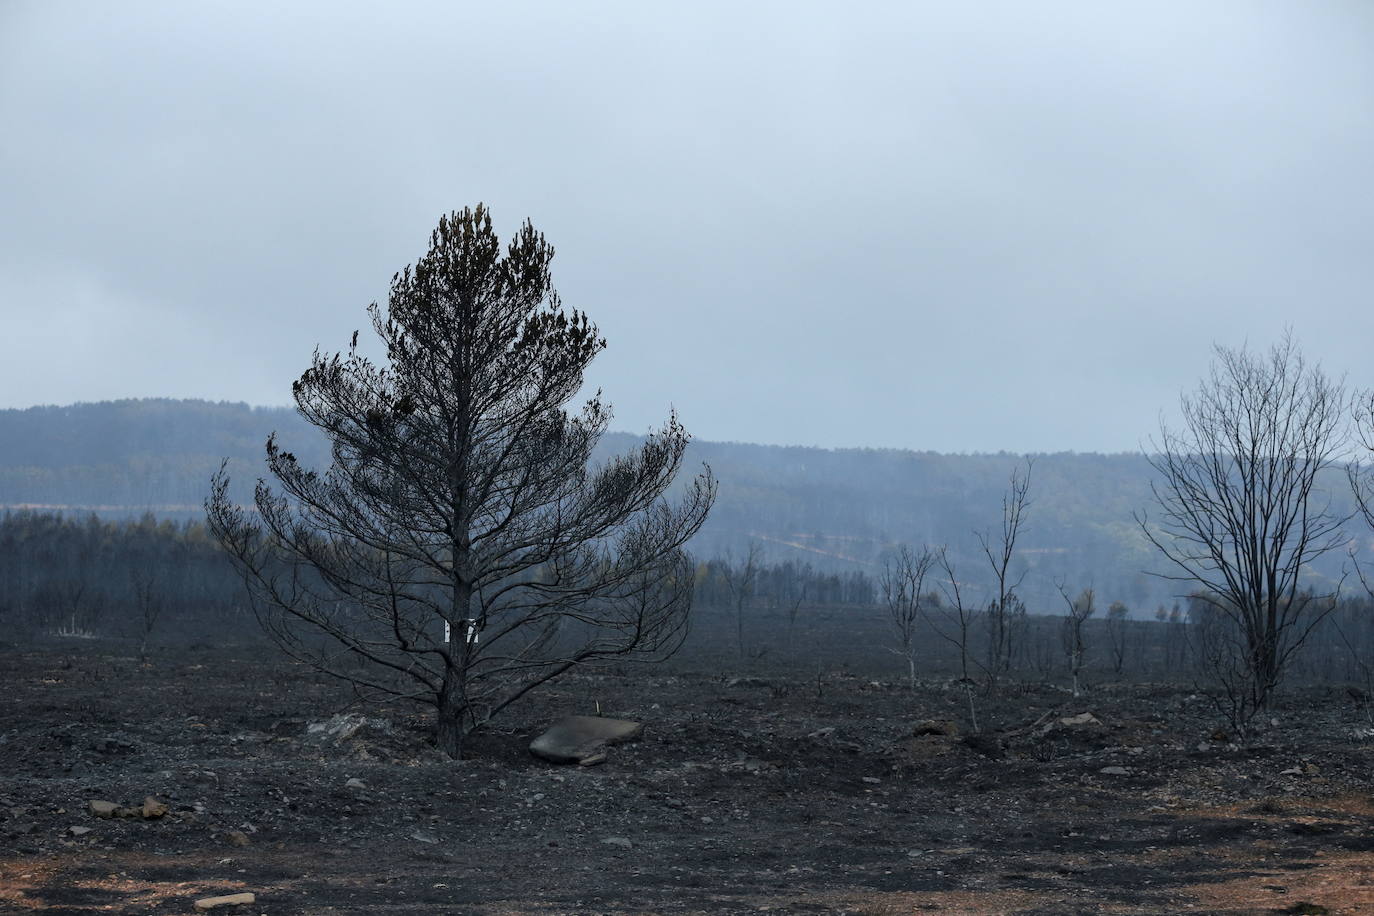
left=3, top=645, right=1374, bottom=914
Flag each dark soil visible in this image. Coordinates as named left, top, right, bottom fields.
left=3, top=644, right=1374, bottom=914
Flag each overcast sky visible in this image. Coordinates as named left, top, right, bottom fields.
left=2, top=1, right=1371, bottom=453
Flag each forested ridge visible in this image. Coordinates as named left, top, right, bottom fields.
left=0, top=398, right=1360, bottom=613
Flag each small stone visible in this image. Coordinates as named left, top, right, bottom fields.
left=224, top=830, right=251, bottom=848
left=1099, top=766, right=1130, bottom=776
left=602, top=836, right=632, bottom=849
left=861, top=776, right=882, bottom=784
left=88, top=800, right=119, bottom=818
left=410, top=830, right=438, bottom=844
left=68, top=825, right=92, bottom=836
left=344, top=778, right=367, bottom=791
left=141, top=796, right=168, bottom=819
left=1060, top=713, right=1101, bottom=727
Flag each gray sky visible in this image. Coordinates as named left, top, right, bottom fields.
left=2, top=1, right=1371, bottom=453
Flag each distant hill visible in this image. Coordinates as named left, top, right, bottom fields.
left=0, top=399, right=1356, bottom=614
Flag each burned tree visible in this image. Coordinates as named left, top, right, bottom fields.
left=722, top=541, right=762, bottom=663
left=881, top=543, right=936, bottom=688
left=1139, top=335, right=1349, bottom=715
left=207, top=206, right=715, bottom=758
left=977, top=459, right=1032, bottom=683
left=1057, top=583, right=1094, bottom=697
left=928, top=546, right=983, bottom=732
left=1352, top=389, right=1374, bottom=589
left=1105, top=600, right=1129, bottom=677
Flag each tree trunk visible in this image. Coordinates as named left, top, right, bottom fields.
left=436, top=675, right=466, bottom=759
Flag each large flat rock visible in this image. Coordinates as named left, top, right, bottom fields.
left=529, top=715, right=643, bottom=765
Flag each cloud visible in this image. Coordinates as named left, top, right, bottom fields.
left=2, top=1, right=1371, bottom=451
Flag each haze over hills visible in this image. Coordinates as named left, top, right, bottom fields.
left=0, top=398, right=1359, bottom=615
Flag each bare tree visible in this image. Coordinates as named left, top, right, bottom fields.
left=977, top=459, right=1032, bottom=683
left=207, top=205, right=715, bottom=758
left=1138, top=335, right=1350, bottom=714
left=1351, top=388, right=1374, bottom=580
left=1057, top=583, right=1094, bottom=697
left=1105, top=600, right=1129, bottom=678
left=784, top=576, right=809, bottom=659
left=881, top=543, right=935, bottom=688
left=130, top=566, right=163, bottom=662
left=722, top=542, right=762, bottom=663
left=927, top=546, right=983, bottom=732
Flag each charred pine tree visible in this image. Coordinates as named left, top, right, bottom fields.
left=208, top=206, right=715, bottom=758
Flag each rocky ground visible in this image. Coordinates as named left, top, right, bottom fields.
left=4, top=644, right=1374, bottom=914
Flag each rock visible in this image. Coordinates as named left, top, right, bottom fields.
left=410, top=830, right=438, bottom=844
left=1099, top=766, right=1130, bottom=776
left=602, top=836, right=632, bottom=849
left=861, top=776, right=882, bottom=784
left=912, top=719, right=959, bottom=737
left=223, top=830, right=251, bottom=848
left=902, top=735, right=957, bottom=761
left=269, top=718, right=305, bottom=737
left=68, top=825, right=92, bottom=836
left=961, top=734, right=1005, bottom=759
left=529, top=716, right=643, bottom=766
left=141, top=796, right=168, bottom=819
left=194, top=892, right=256, bottom=910
left=90, top=737, right=135, bottom=755
left=1059, top=713, right=1101, bottom=727
left=724, top=676, right=771, bottom=689
left=344, top=777, right=367, bottom=791
left=88, top=800, right=119, bottom=818
left=306, top=713, right=394, bottom=743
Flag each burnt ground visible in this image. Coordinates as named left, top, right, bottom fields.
left=3, top=643, right=1374, bottom=915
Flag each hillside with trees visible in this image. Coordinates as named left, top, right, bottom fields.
left=0, top=398, right=1361, bottom=615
